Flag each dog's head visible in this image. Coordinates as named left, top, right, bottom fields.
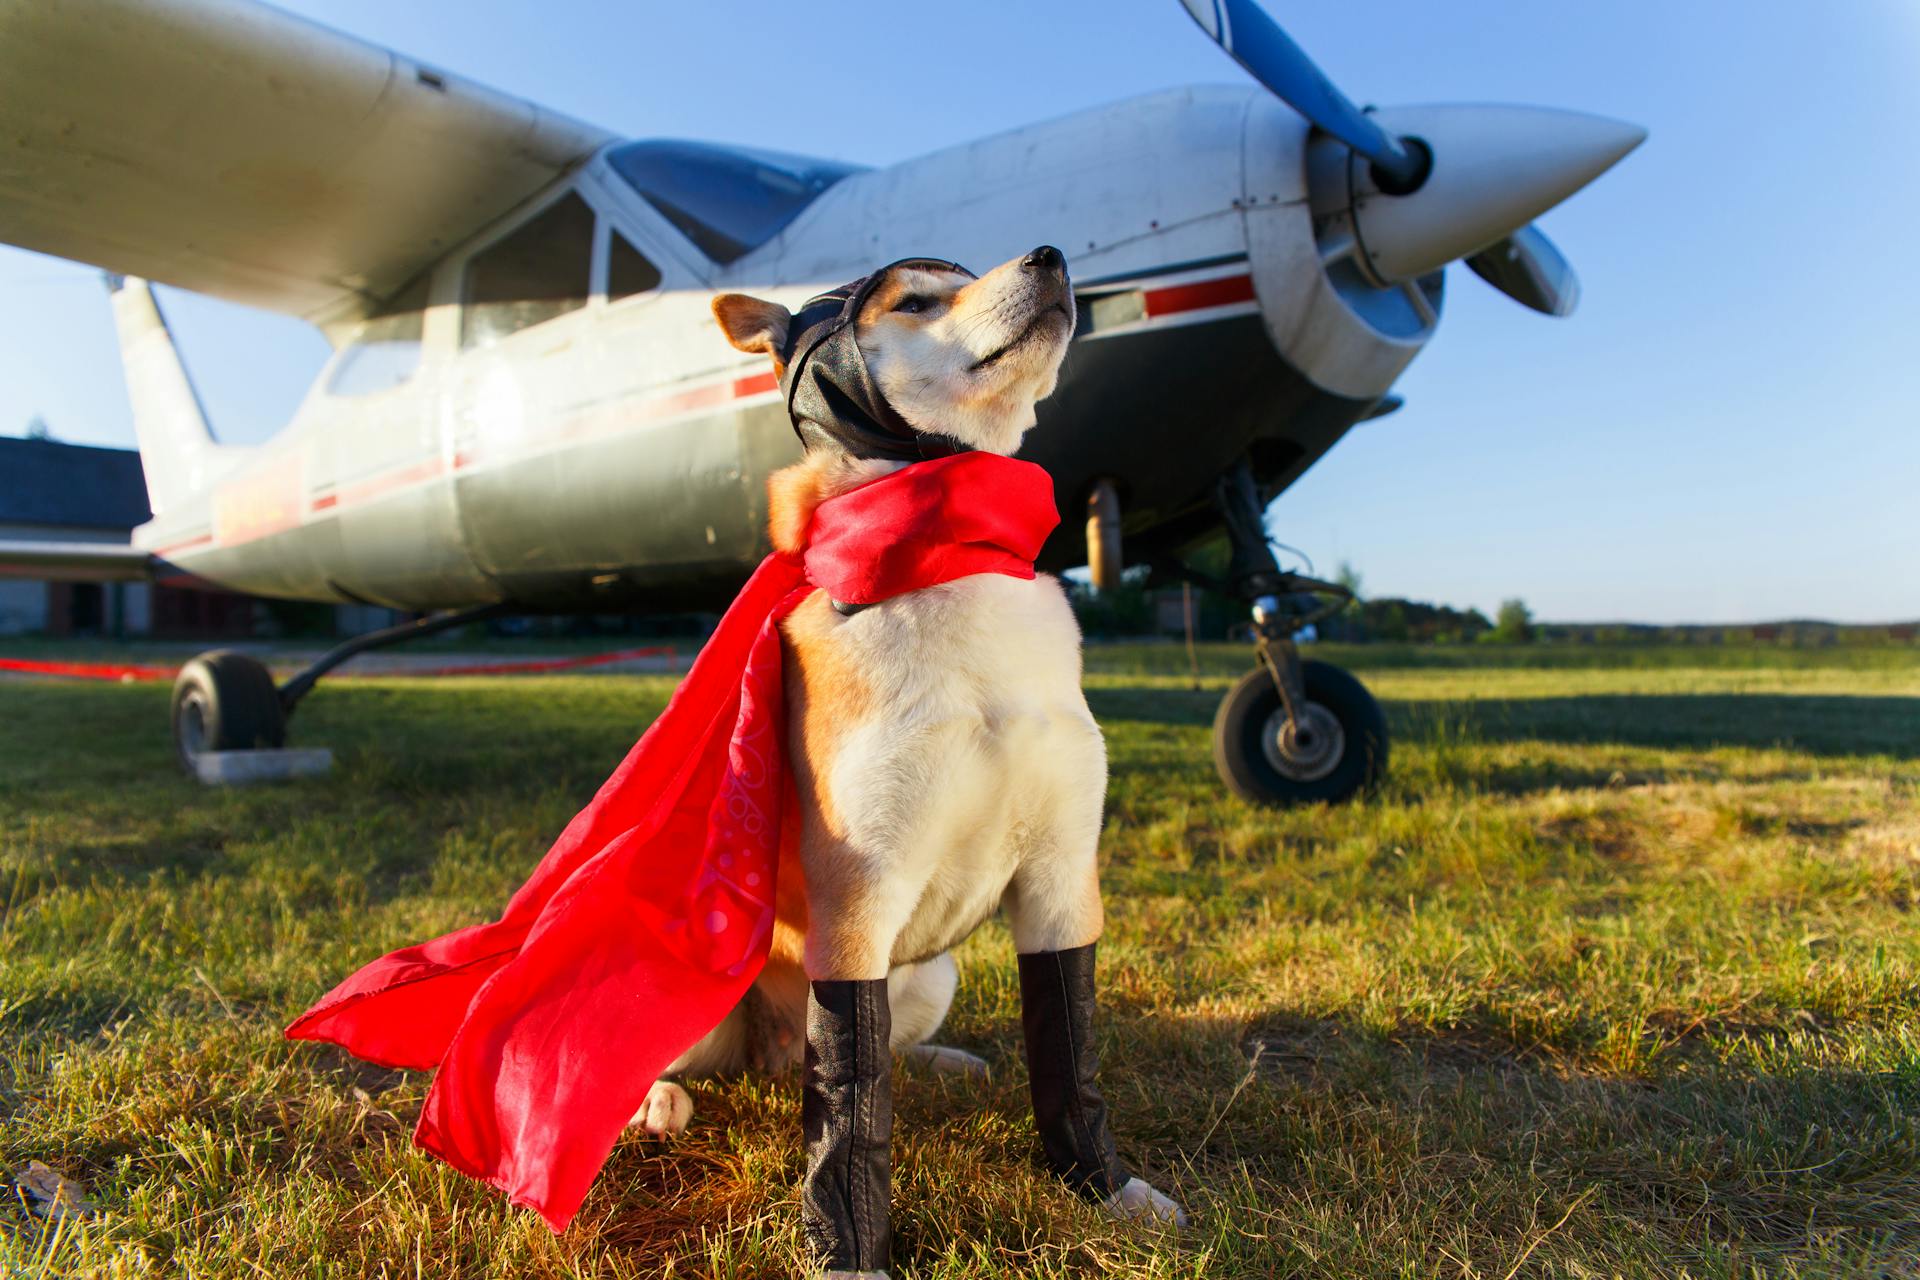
left=712, top=247, right=1074, bottom=459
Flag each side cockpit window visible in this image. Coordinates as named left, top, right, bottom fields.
left=608, top=230, right=662, bottom=302
left=326, top=274, right=430, bottom=398
left=461, top=192, right=595, bottom=348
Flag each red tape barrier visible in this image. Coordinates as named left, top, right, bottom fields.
left=0, top=657, right=180, bottom=682
left=0, top=645, right=677, bottom=684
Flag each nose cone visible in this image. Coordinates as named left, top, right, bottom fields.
left=1350, top=105, right=1645, bottom=284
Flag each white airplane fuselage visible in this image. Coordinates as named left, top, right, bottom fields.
left=121, top=84, right=1636, bottom=614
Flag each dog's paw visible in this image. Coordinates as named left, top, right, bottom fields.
left=900, top=1044, right=990, bottom=1079
left=628, top=1080, right=692, bottom=1138
left=1102, top=1176, right=1188, bottom=1227
left=820, top=1272, right=890, bottom=1279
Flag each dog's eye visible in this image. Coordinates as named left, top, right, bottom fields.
left=893, top=295, right=932, bottom=315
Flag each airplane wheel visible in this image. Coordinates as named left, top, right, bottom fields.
left=171, top=650, right=286, bottom=769
left=1212, top=659, right=1387, bottom=806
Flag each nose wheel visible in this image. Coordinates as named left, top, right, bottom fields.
left=1193, top=457, right=1390, bottom=806
left=1213, top=656, right=1386, bottom=805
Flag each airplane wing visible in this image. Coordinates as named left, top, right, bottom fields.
left=0, top=0, right=616, bottom=330
left=0, top=542, right=154, bottom=583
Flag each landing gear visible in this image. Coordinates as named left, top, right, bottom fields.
left=168, top=603, right=508, bottom=770
left=1085, top=478, right=1123, bottom=593
left=1213, top=657, right=1387, bottom=805
left=1200, top=458, right=1387, bottom=806
left=171, top=650, right=285, bottom=768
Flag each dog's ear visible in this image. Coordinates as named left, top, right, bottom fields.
left=712, top=294, right=791, bottom=367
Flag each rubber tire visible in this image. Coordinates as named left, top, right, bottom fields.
left=171, top=649, right=286, bottom=770
left=1212, top=659, right=1388, bottom=806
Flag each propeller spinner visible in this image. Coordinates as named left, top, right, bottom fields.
left=1178, top=0, right=1643, bottom=317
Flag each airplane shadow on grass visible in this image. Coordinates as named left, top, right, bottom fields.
left=1085, top=688, right=1920, bottom=761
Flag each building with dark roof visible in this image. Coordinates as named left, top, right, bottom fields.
left=0, top=435, right=152, bottom=531
left=0, top=436, right=156, bottom=635
left=0, top=435, right=367, bottom=639
left=0, top=435, right=278, bottom=637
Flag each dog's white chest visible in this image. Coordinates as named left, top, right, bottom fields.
left=803, top=571, right=1106, bottom=961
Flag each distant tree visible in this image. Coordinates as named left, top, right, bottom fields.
left=1373, top=600, right=1411, bottom=642
left=1335, top=560, right=1364, bottom=603
left=1487, top=598, right=1536, bottom=644
left=1351, top=596, right=1490, bottom=643
left=24, top=414, right=51, bottom=440
left=1453, top=608, right=1494, bottom=643
left=1313, top=560, right=1367, bottom=639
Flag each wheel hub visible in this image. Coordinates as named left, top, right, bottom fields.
left=1261, top=700, right=1345, bottom=782
left=177, top=691, right=209, bottom=757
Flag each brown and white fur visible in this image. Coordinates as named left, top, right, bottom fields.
left=632, top=251, right=1183, bottom=1249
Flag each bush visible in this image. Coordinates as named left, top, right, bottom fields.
left=1067, top=566, right=1157, bottom=637
left=1486, top=598, right=1536, bottom=644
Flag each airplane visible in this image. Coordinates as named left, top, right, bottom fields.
left=0, top=0, right=1643, bottom=806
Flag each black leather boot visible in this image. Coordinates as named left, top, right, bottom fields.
left=802, top=978, right=893, bottom=1274
left=1017, top=943, right=1130, bottom=1200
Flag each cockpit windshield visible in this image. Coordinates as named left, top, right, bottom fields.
left=604, top=140, right=866, bottom=265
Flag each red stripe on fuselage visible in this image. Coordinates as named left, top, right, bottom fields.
left=1142, top=274, right=1255, bottom=316
left=334, top=456, right=444, bottom=506
left=152, top=532, right=213, bottom=557
left=732, top=370, right=778, bottom=398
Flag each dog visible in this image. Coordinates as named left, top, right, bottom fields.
left=632, top=248, right=1184, bottom=1277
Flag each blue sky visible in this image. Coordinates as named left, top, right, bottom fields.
left=2, top=1, right=1915, bottom=622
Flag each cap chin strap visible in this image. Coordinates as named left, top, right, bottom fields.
left=779, top=258, right=977, bottom=464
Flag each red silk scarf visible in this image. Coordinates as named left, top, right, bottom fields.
left=286, top=451, right=1059, bottom=1232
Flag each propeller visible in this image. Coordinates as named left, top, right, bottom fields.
left=1466, top=224, right=1580, bottom=317
left=1177, top=0, right=1643, bottom=318
left=1176, top=0, right=1427, bottom=192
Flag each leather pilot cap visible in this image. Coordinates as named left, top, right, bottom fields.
left=779, top=257, right=976, bottom=463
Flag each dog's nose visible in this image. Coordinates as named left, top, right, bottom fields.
left=1023, top=245, right=1064, bottom=275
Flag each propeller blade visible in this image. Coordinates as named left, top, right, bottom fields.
left=1465, top=224, right=1581, bottom=317
left=1177, top=0, right=1425, bottom=189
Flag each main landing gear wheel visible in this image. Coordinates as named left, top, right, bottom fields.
left=1212, top=659, right=1387, bottom=806
left=170, top=649, right=285, bottom=769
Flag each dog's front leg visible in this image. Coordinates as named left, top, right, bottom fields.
left=799, top=884, right=903, bottom=1277
left=1016, top=944, right=1126, bottom=1192
left=803, top=978, right=893, bottom=1278
left=1008, top=861, right=1188, bottom=1225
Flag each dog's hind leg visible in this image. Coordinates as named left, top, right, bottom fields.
left=631, top=1079, right=693, bottom=1138
left=631, top=976, right=809, bottom=1137
left=627, top=1013, right=744, bottom=1138
left=889, top=953, right=989, bottom=1078
left=625, top=1011, right=743, bottom=1137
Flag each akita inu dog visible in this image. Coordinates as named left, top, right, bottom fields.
left=636, top=247, right=1184, bottom=1278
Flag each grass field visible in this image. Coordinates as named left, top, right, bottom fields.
left=3, top=642, right=1917, bottom=1278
